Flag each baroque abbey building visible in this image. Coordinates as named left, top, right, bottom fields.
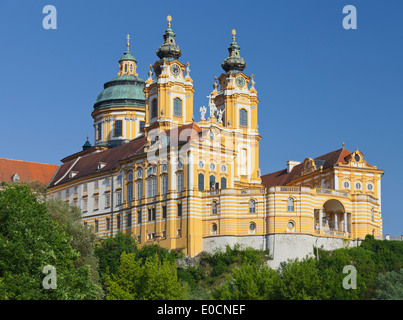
left=47, top=17, right=384, bottom=267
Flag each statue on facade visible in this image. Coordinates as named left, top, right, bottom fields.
left=207, top=95, right=217, bottom=120
left=199, top=105, right=207, bottom=121
left=217, top=109, right=224, bottom=124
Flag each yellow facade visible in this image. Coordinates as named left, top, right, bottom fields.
left=46, top=17, right=383, bottom=262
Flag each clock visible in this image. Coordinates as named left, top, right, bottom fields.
left=236, top=76, right=245, bottom=88
left=170, top=64, right=180, bottom=77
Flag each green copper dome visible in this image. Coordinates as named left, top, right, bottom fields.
left=156, top=16, right=182, bottom=61
left=93, top=74, right=145, bottom=110
left=119, top=50, right=137, bottom=62
left=221, top=30, right=246, bottom=74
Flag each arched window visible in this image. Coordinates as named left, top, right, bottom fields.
left=212, top=201, right=218, bottom=215
left=151, top=99, right=158, bottom=119
left=209, top=175, right=216, bottom=190
left=97, top=123, right=102, bottom=140
left=288, top=197, right=295, bottom=212
left=239, top=108, right=247, bottom=127
left=198, top=173, right=204, bottom=191
left=221, top=177, right=227, bottom=189
left=249, top=199, right=256, bottom=214
left=114, top=120, right=123, bottom=137
left=174, top=98, right=182, bottom=116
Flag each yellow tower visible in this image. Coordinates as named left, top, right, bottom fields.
left=208, top=29, right=261, bottom=187
left=143, top=16, right=195, bottom=135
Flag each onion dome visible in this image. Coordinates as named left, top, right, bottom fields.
left=93, top=35, right=145, bottom=110
left=156, top=15, right=182, bottom=61
left=82, top=134, right=92, bottom=150
left=221, top=29, right=246, bottom=74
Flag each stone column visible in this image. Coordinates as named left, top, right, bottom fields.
left=319, top=209, right=323, bottom=230
left=334, top=212, right=338, bottom=231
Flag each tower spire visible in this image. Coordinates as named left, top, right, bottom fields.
left=126, top=34, right=131, bottom=51
left=156, top=15, right=182, bottom=61
left=221, top=29, right=246, bottom=74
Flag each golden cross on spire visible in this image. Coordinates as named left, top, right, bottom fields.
left=126, top=34, right=130, bottom=51
left=167, top=15, right=172, bottom=27
left=232, top=29, right=236, bottom=41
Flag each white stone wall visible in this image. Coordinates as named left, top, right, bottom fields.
left=202, top=234, right=359, bottom=270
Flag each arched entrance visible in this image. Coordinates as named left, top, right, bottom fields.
left=314, top=199, right=350, bottom=235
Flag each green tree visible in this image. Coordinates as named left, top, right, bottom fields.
left=214, top=260, right=278, bottom=300
left=105, top=252, right=188, bottom=300
left=376, top=269, right=403, bottom=300
left=94, top=232, right=137, bottom=277
left=46, top=199, right=103, bottom=299
left=0, top=184, right=101, bottom=299
left=276, top=257, right=330, bottom=300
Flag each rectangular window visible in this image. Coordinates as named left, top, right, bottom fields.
left=97, top=123, right=102, bottom=140
left=127, top=183, right=133, bottom=203
left=94, top=180, right=99, bottom=189
left=117, top=215, right=121, bottom=230
left=137, top=210, right=141, bottom=224
left=152, top=177, right=157, bottom=197
left=106, top=218, right=110, bottom=231
left=105, top=178, right=110, bottom=187
left=105, top=194, right=111, bottom=208
left=148, top=208, right=152, bottom=221
left=114, top=120, right=123, bottom=137
left=162, top=175, right=168, bottom=195
left=162, top=205, right=167, bottom=219
left=66, top=188, right=70, bottom=197
left=94, top=197, right=99, bottom=210
left=198, top=173, right=204, bottom=191
left=178, top=203, right=182, bottom=217
left=137, top=181, right=143, bottom=199
left=161, top=230, right=166, bottom=239
left=174, top=98, right=182, bottom=116
left=177, top=173, right=184, bottom=193
left=152, top=207, right=156, bottom=220
left=147, top=179, right=152, bottom=198
left=177, top=228, right=182, bottom=237
left=95, top=220, right=99, bottom=233
left=83, top=183, right=88, bottom=192
left=127, top=213, right=132, bottom=227
left=117, top=175, right=122, bottom=185
left=83, top=198, right=88, bottom=212
left=117, top=192, right=122, bottom=206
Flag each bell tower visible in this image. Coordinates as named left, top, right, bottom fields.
left=143, top=16, right=195, bottom=135
left=209, top=30, right=261, bottom=186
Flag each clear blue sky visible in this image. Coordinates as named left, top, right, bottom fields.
left=0, top=0, right=402, bottom=236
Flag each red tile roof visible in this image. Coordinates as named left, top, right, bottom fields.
left=49, top=135, right=147, bottom=188
left=49, top=123, right=203, bottom=188
left=261, top=148, right=353, bottom=188
left=0, top=158, right=59, bottom=185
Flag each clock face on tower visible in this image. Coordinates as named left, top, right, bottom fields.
left=236, top=76, right=245, bottom=88
left=170, top=64, right=180, bottom=77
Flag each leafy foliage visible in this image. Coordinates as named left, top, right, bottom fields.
left=376, top=269, right=403, bottom=300
left=0, top=184, right=101, bottom=299
left=104, top=252, right=188, bottom=300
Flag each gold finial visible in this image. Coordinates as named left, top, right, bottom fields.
left=167, top=15, right=172, bottom=27
left=126, top=34, right=130, bottom=51
left=342, top=142, right=345, bottom=147
left=86, top=132, right=89, bottom=140
left=232, top=29, right=236, bottom=41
